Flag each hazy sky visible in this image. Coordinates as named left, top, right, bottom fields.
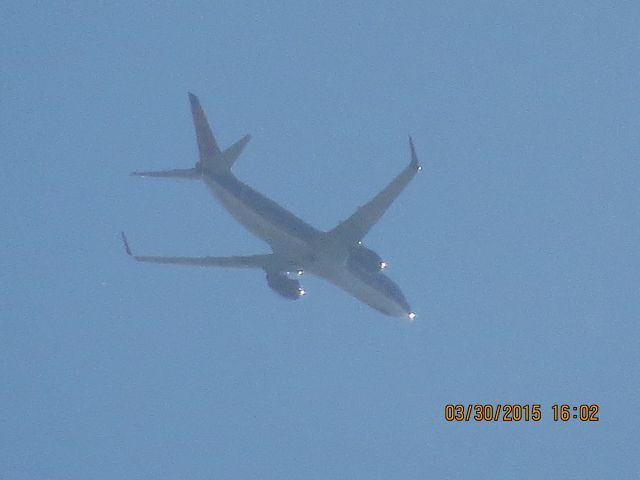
left=2, top=2, right=639, bottom=478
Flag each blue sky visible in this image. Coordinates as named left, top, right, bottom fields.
left=2, top=1, right=639, bottom=478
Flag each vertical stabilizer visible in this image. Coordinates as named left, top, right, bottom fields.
left=188, top=93, right=250, bottom=172
left=189, top=92, right=221, bottom=167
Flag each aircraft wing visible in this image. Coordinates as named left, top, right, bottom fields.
left=329, top=137, right=421, bottom=244
left=121, top=233, right=297, bottom=271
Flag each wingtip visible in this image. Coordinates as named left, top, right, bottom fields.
left=408, top=136, right=421, bottom=171
left=120, top=231, right=132, bottom=256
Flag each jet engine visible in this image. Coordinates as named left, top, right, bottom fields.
left=346, top=245, right=386, bottom=274
left=266, top=272, right=305, bottom=300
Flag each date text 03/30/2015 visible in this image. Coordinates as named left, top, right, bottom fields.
left=444, top=404, right=599, bottom=422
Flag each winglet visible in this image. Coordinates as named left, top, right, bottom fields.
left=409, top=136, right=421, bottom=171
left=121, top=232, right=132, bottom=256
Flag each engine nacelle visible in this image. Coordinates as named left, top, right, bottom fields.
left=266, top=272, right=305, bottom=300
left=346, top=245, right=385, bottom=274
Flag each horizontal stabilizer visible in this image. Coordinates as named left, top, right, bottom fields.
left=130, top=167, right=201, bottom=179
left=221, top=134, right=251, bottom=169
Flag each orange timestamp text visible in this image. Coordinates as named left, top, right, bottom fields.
left=444, top=404, right=600, bottom=422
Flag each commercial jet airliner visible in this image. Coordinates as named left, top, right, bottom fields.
left=122, top=93, right=421, bottom=318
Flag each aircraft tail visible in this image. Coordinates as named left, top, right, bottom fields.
left=130, top=94, right=250, bottom=179
left=189, top=92, right=250, bottom=172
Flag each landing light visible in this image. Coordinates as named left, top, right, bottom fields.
left=298, top=288, right=306, bottom=297
left=380, top=262, right=387, bottom=271
left=297, top=269, right=304, bottom=276
left=408, top=312, right=417, bottom=321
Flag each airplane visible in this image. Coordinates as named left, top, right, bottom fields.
left=121, top=93, right=421, bottom=319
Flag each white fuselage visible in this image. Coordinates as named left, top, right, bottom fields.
left=203, top=170, right=411, bottom=317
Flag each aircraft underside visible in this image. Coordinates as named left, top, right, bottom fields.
left=124, top=93, right=420, bottom=319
